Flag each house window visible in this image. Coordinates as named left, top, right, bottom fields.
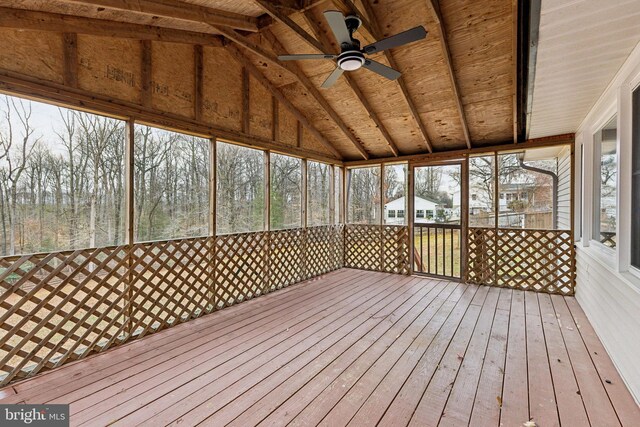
left=416, top=209, right=425, bottom=218
left=388, top=210, right=396, bottom=218
left=521, top=192, right=528, bottom=200
left=426, top=210, right=434, bottom=218
left=397, top=210, right=405, bottom=218
left=632, top=88, right=640, bottom=269
left=593, top=116, right=617, bottom=248
left=499, top=193, right=505, bottom=199
left=471, top=194, right=477, bottom=201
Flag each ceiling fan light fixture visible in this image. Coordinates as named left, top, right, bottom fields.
left=337, top=51, right=365, bottom=71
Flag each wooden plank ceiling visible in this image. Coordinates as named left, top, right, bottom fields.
left=0, top=0, right=517, bottom=160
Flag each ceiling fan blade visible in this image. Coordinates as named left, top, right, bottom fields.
left=324, top=10, right=352, bottom=46
left=278, top=54, right=336, bottom=61
left=362, top=26, right=427, bottom=54
left=362, top=59, right=401, bottom=80
left=321, top=67, right=345, bottom=88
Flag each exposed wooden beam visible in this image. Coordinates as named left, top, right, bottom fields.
left=226, top=44, right=343, bottom=159
left=336, top=0, right=434, bottom=154
left=302, top=8, right=399, bottom=157
left=0, top=7, right=225, bottom=46
left=254, top=0, right=324, bottom=52
left=140, top=40, right=152, bottom=107
left=241, top=66, right=250, bottom=133
left=259, top=29, right=369, bottom=159
left=425, top=0, right=472, bottom=149
left=62, top=33, right=78, bottom=88
left=344, top=133, right=575, bottom=167
left=512, top=0, right=519, bottom=143
left=194, top=45, right=204, bottom=121
left=64, top=0, right=260, bottom=31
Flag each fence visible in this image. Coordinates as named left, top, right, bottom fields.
left=466, top=227, right=575, bottom=295
left=0, top=225, right=344, bottom=386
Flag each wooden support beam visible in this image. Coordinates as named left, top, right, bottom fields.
left=260, top=29, right=369, bottom=159
left=272, top=96, right=279, bottom=141
left=64, top=0, right=260, bottom=31
left=0, top=7, right=225, bottom=46
left=140, top=40, right=152, bottom=108
left=425, top=0, right=472, bottom=149
left=241, top=66, right=250, bottom=134
left=338, top=0, right=434, bottom=153
left=62, top=33, right=78, bottom=88
left=344, top=133, right=575, bottom=167
left=215, top=25, right=368, bottom=159
left=512, top=0, right=519, bottom=143
left=226, top=44, right=343, bottom=159
left=302, top=8, right=399, bottom=157
left=255, top=0, right=325, bottom=52
left=194, top=45, right=204, bottom=121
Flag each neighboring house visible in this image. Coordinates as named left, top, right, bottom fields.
left=384, top=196, right=441, bottom=224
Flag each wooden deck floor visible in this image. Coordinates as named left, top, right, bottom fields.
left=1, top=268, right=638, bottom=426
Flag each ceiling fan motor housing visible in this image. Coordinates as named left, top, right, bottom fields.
left=337, top=50, right=365, bottom=71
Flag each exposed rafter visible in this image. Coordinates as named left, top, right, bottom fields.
left=64, top=0, right=260, bottom=31
left=425, top=0, right=472, bottom=149
left=226, top=44, right=343, bottom=158
left=0, top=7, right=224, bottom=46
left=54, top=0, right=367, bottom=159
left=301, top=8, right=400, bottom=156
left=254, top=0, right=324, bottom=52
left=215, top=26, right=368, bottom=159
left=335, top=0, right=434, bottom=153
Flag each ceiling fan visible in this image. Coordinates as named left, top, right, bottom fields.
left=278, top=10, right=427, bottom=88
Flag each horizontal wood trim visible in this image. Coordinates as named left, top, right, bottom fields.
left=0, top=7, right=225, bottom=46
left=344, top=134, right=575, bottom=166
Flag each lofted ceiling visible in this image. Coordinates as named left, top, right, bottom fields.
left=0, top=0, right=519, bottom=160
left=528, top=0, right=640, bottom=139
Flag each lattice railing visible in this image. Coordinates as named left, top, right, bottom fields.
left=0, top=226, right=345, bottom=387
left=305, top=225, right=343, bottom=278
left=466, top=227, right=575, bottom=295
left=0, top=246, right=130, bottom=385
left=382, top=226, right=410, bottom=275
left=344, top=224, right=410, bottom=274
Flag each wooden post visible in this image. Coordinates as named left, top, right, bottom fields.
left=329, top=164, right=336, bottom=225
left=302, top=159, right=308, bottom=229
left=264, top=150, right=271, bottom=293
left=124, top=119, right=135, bottom=335
left=380, top=164, right=385, bottom=271
left=494, top=152, right=499, bottom=285
left=461, top=157, right=469, bottom=282
left=301, top=158, right=308, bottom=278
left=408, top=162, right=415, bottom=274
left=209, top=138, right=217, bottom=309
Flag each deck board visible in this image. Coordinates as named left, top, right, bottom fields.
left=1, top=269, right=638, bottom=427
